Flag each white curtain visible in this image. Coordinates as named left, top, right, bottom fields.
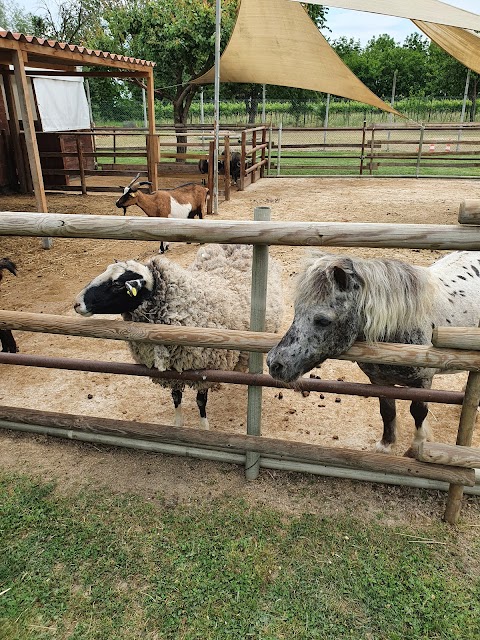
left=32, top=76, right=90, bottom=132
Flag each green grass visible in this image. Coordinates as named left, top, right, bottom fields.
left=1, top=472, right=480, bottom=639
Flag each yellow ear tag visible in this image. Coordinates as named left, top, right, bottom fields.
left=130, top=192, right=137, bottom=197
left=130, top=287, right=138, bottom=297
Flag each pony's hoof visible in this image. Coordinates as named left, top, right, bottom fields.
left=375, top=441, right=392, bottom=454
left=403, top=447, right=416, bottom=459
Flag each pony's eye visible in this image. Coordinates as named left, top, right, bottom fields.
left=314, top=315, right=331, bottom=327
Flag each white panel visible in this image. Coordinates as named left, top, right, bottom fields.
left=32, top=76, right=90, bottom=132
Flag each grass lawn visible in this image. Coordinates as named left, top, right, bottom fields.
left=1, top=472, right=479, bottom=639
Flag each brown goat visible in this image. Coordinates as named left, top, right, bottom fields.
left=116, top=175, right=209, bottom=252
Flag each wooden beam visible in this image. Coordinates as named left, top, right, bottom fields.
left=1, top=70, right=27, bottom=192
left=11, top=47, right=52, bottom=249
left=4, top=214, right=480, bottom=250
left=2, top=310, right=480, bottom=372
left=458, top=199, right=480, bottom=225
left=433, top=327, right=480, bottom=351
left=444, top=369, right=480, bottom=523
left=418, top=442, right=480, bottom=469
left=0, top=405, right=473, bottom=486
left=145, top=68, right=158, bottom=191
left=4, top=70, right=150, bottom=78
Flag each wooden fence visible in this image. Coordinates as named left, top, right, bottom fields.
left=31, top=125, right=268, bottom=206
left=270, top=122, right=480, bottom=178
left=0, top=211, right=480, bottom=523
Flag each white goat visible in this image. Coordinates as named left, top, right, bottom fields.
left=74, top=244, right=284, bottom=429
left=116, top=174, right=209, bottom=253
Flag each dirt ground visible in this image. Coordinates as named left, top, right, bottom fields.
left=1, top=176, right=480, bottom=525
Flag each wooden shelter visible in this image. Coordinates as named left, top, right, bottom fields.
left=0, top=31, right=157, bottom=247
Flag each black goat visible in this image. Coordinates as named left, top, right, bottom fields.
left=0, top=258, right=17, bottom=353
left=198, top=151, right=241, bottom=184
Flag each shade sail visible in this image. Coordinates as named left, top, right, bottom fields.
left=293, top=0, right=480, bottom=31
left=414, top=20, right=480, bottom=75
left=193, top=0, right=399, bottom=115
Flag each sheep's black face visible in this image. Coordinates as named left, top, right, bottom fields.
left=74, top=261, right=154, bottom=317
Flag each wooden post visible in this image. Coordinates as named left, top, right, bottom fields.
left=260, top=127, right=267, bottom=179
left=369, top=124, right=375, bottom=175
left=224, top=135, right=231, bottom=202
left=75, top=135, right=87, bottom=195
left=416, top=126, right=424, bottom=178
left=12, top=48, right=52, bottom=249
left=207, top=140, right=214, bottom=214
left=1, top=69, right=27, bottom=193
left=251, top=129, right=257, bottom=183
left=444, top=369, right=480, bottom=524
left=458, top=200, right=480, bottom=225
left=145, top=69, right=158, bottom=191
left=239, top=130, right=246, bottom=191
left=276, top=122, right=282, bottom=177
left=245, top=206, right=270, bottom=480
left=359, top=119, right=367, bottom=175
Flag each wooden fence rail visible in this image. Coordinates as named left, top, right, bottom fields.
left=3, top=214, right=480, bottom=249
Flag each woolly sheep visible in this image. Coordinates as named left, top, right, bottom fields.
left=0, top=258, right=17, bottom=353
left=116, top=174, right=209, bottom=253
left=74, top=244, right=284, bottom=429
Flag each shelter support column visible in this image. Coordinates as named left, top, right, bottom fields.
left=146, top=69, right=158, bottom=192
left=1, top=68, right=27, bottom=193
left=12, top=47, right=51, bottom=249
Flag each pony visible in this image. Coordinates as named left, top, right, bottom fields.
left=267, top=251, right=480, bottom=454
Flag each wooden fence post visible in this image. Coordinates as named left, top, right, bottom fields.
left=444, top=369, right=480, bottom=524
left=207, top=140, right=214, bottom=214
left=416, top=126, right=425, bottom=178
left=245, top=206, right=270, bottom=480
left=360, top=119, right=367, bottom=175
left=75, top=135, right=87, bottom=195
left=224, top=135, right=231, bottom=202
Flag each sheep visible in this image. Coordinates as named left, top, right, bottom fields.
left=74, top=244, right=284, bottom=430
left=198, top=151, right=242, bottom=184
left=0, top=258, right=17, bottom=353
left=116, top=173, right=209, bottom=253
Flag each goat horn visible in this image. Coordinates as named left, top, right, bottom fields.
left=127, top=172, right=142, bottom=188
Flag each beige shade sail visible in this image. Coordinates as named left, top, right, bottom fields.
left=413, top=20, right=480, bottom=74
left=293, top=0, right=480, bottom=31
left=193, top=0, right=399, bottom=114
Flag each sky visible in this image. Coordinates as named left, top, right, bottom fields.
left=10, top=0, right=480, bottom=45
left=321, top=0, right=480, bottom=44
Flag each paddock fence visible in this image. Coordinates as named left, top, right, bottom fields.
left=1, top=211, right=480, bottom=523
left=18, top=125, right=268, bottom=210
left=269, top=122, right=480, bottom=178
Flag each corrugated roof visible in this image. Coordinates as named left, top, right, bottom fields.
left=0, top=31, right=155, bottom=67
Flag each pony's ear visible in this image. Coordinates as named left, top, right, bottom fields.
left=332, top=265, right=350, bottom=291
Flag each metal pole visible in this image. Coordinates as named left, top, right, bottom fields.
left=457, top=69, right=471, bottom=151
left=386, top=69, right=397, bottom=151
left=200, top=86, right=205, bottom=149
left=213, top=0, right=221, bottom=215
left=246, top=206, right=270, bottom=480
left=323, top=93, right=330, bottom=147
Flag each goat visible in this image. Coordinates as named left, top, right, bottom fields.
left=74, top=244, right=284, bottom=430
left=0, top=258, right=17, bottom=353
left=116, top=174, right=209, bottom=253
left=198, top=151, right=242, bottom=184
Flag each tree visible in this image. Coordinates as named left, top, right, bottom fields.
left=98, top=0, right=238, bottom=130
left=30, top=0, right=105, bottom=43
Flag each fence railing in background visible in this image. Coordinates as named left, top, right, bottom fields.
left=32, top=125, right=268, bottom=201
left=269, top=123, right=480, bottom=178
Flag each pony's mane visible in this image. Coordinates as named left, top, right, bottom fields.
left=296, top=252, right=445, bottom=342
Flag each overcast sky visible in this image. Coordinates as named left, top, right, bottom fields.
left=11, top=0, right=480, bottom=45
